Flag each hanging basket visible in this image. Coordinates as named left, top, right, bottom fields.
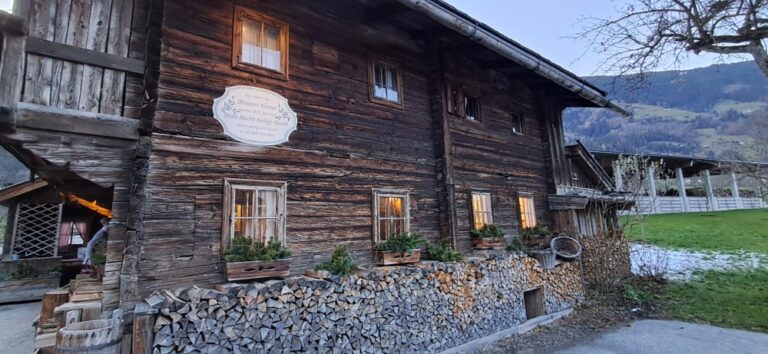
left=550, top=234, right=582, bottom=261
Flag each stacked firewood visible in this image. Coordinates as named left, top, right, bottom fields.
left=147, top=255, right=582, bottom=354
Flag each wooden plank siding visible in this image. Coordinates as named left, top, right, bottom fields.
left=20, top=0, right=143, bottom=117
left=117, top=0, right=565, bottom=299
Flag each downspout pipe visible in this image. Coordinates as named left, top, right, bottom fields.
left=398, top=0, right=631, bottom=116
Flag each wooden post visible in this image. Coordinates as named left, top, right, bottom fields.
left=0, top=12, right=26, bottom=115
left=646, top=166, right=658, bottom=214
left=613, top=161, right=624, bottom=192
left=676, top=168, right=689, bottom=212
left=427, top=43, right=458, bottom=249
left=703, top=169, right=717, bottom=211
left=132, top=303, right=157, bottom=354
left=731, top=171, right=744, bottom=209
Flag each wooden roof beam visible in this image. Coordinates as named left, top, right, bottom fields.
left=366, top=2, right=410, bottom=22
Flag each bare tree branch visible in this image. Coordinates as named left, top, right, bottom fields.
left=579, top=0, right=768, bottom=85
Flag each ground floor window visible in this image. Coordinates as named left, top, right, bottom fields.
left=518, top=194, right=537, bottom=229
left=470, top=191, right=493, bottom=229
left=223, top=179, right=286, bottom=248
left=11, top=203, right=63, bottom=259
left=373, top=189, right=409, bottom=242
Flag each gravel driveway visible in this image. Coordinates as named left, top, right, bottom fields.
left=555, top=319, right=768, bottom=354
left=0, top=301, right=39, bottom=354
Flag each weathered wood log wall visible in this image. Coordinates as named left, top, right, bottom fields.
left=21, top=0, right=146, bottom=117
left=120, top=0, right=565, bottom=301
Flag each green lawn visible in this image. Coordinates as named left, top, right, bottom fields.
left=624, top=209, right=768, bottom=254
left=665, top=270, right=768, bottom=333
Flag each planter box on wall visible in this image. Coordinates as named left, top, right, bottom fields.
left=375, top=250, right=421, bottom=266
left=225, top=259, right=291, bottom=282
left=471, top=238, right=506, bottom=250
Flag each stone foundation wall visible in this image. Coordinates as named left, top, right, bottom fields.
left=146, top=254, right=583, bottom=353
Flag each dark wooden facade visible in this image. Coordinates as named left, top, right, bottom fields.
left=0, top=0, right=624, bottom=311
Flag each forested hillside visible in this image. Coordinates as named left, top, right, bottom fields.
left=564, top=61, right=768, bottom=160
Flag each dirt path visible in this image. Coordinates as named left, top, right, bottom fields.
left=0, top=301, right=39, bottom=354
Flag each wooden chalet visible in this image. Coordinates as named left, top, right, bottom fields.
left=0, top=0, right=627, bottom=314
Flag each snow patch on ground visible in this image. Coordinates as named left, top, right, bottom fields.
left=630, top=243, right=768, bottom=281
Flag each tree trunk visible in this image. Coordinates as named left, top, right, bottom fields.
left=751, top=42, right=768, bottom=77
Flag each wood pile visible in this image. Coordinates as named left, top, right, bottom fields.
left=147, top=254, right=583, bottom=353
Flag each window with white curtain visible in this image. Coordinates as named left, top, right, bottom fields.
left=373, top=189, right=409, bottom=242
left=369, top=57, right=403, bottom=106
left=234, top=7, right=289, bottom=77
left=471, top=191, right=493, bottom=229
left=518, top=194, right=537, bottom=229
left=224, top=180, right=286, bottom=246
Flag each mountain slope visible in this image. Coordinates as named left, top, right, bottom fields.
left=564, top=61, right=768, bottom=159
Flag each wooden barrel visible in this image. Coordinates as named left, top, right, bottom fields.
left=56, top=310, right=123, bottom=354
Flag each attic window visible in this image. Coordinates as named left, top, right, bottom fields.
left=368, top=56, right=403, bottom=107
left=446, top=84, right=481, bottom=121
left=233, top=7, right=289, bottom=79
left=510, top=112, right=524, bottom=135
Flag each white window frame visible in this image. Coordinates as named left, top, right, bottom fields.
left=222, top=179, right=287, bottom=252
left=368, top=56, right=404, bottom=107
left=372, top=189, right=410, bottom=243
left=470, top=190, right=494, bottom=230
left=518, top=193, right=537, bottom=229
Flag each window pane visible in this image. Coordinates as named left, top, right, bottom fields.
left=465, top=96, right=479, bottom=120
left=242, top=18, right=262, bottom=66
left=472, top=193, right=492, bottom=229
left=233, top=218, right=254, bottom=239
left=234, top=189, right=255, bottom=218
left=511, top=114, right=523, bottom=134
left=262, top=24, right=281, bottom=71
left=379, top=196, right=403, bottom=218
left=386, top=67, right=399, bottom=102
left=258, top=189, right=278, bottom=218
left=255, top=219, right=278, bottom=242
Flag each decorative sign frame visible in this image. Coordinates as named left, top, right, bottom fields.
left=212, top=86, right=298, bottom=145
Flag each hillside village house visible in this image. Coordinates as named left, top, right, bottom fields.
left=1, top=0, right=631, bottom=352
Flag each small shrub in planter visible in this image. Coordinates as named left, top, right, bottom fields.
left=470, top=224, right=506, bottom=250
left=426, top=240, right=462, bottom=262
left=312, top=244, right=357, bottom=277
left=506, top=237, right=531, bottom=255
left=521, top=225, right=552, bottom=249
left=91, top=252, right=107, bottom=280
left=224, top=236, right=292, bottom=281
left=374, top=232, right=425, bottom=265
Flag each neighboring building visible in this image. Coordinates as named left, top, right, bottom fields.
left=0, top=0, right=626, bottom=317
left=593, top=151, right=768, bottom=215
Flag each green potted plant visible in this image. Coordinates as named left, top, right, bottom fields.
left=224, top=236, right=292, bottom=281
left=91, top=252, right=107, bottom=281
left=520, top=225, right=552, bottom=249
left=426, top=240, right=462, bottom=262
left=374, top=232, right=425, bottom=266
left=308, top=244, right=357, bottom=278
left=470, top=224, right=506, bottom=250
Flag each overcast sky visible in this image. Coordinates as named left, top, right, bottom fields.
left=0, top=0, right=735, bottom=76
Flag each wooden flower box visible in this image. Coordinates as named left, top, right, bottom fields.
left=472, top=238, right=506, bottom=250
left=523, top=236, right=551, bottom=250
left=375, top=250, right=421, bottom=266
left=225, top=259, right=291, bottom=282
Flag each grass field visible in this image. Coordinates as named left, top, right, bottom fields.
left=624, top=209, right=768, bottom=254
left=665, top=270, right=768, bottom=333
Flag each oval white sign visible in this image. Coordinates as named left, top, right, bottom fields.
left=212, top=86, right=298, bottom=145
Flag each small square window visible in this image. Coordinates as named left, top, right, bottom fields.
left=233, top=7, right=289, bottom=79
left=223, top=179, right=287, bottom=250
left=464, top=96, right=480, bottom=121
left=369, top=57, right=403, bottom=107
left=446, top=84, right=481, bottom=121
left=511, top=113, right=524, bottom=135
left=518, top=194, right=537, bottom=229
left=373, top=189, right=410, bottom=242
left=471, top=191, right=494, bottom=230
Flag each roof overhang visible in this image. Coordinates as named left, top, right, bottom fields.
left=396, top=0, right=630, bottom=116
